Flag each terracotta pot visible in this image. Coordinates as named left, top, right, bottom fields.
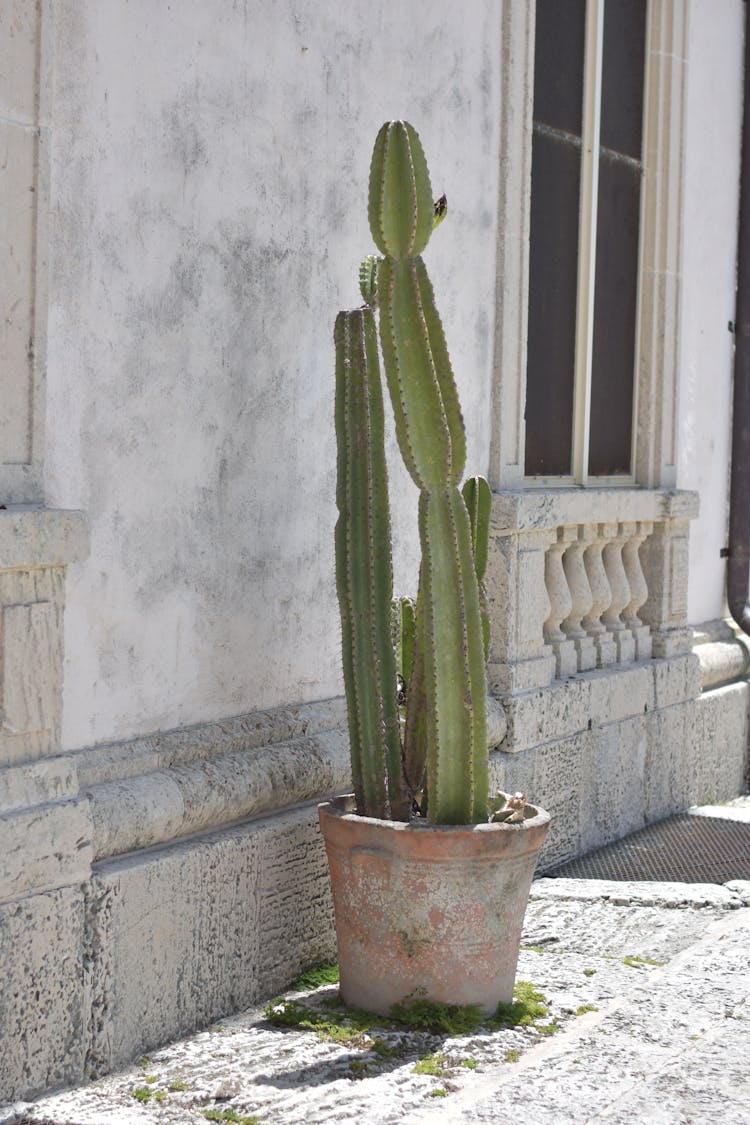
left=318, top=795, right=551, bottom=1016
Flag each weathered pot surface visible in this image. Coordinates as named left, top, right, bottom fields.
left=318, top=795, right=551, bottom=1017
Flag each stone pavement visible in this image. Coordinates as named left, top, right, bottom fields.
left=4, top=806, right=750, bottom=1125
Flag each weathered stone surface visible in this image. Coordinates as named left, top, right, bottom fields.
left=86, top=831, right=262, bottom=1073
left=0, top=888, right=86, bottom=1104
left=0, top=756, right=78, bottom=815
left=688, top=682, right=749, bottom=803
left=502, top=735, right=591, bottom=872
left=643, top=703, right=693, bottom=822
left=0, top=529, right=86, bottom=768
left=2, top=603, right=57, bottom=735
left=0, top=798, right=92, bottom=900
left=588, top=662, right=654, bottom=725
left=254, top=807, right=336, bottom=997
left=85, top=804, right=334, bottom=1075
left=696, top=638, right=750, bottom=689
left=0, top=509, right=88, bottom=571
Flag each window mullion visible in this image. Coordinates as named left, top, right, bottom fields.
left=572, top=0, right=604, bottom=485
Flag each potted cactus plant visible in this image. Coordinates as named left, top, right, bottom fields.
left=318, top=121, right=550, bottom=1017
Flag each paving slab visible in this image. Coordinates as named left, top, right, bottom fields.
left=3, top=871, right=748, bottom=1125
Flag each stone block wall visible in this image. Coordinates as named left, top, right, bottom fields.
left=2, top=650, right=747, bottom=1102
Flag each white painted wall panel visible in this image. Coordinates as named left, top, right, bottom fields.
left=43, top=1, right=502, bottom=746
left=679, top=0, right=744, bottom=624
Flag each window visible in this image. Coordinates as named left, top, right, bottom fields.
left=525, top=0, right=647, bottom=483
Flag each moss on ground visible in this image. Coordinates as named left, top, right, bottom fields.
left=201, top=1109, right=260, bottom=1125
left=290, top=962, right=341, bottom=991
left=265, top=976, right=554, bottom=1059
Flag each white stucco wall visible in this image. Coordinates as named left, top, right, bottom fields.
left=678, top=0, right=744, bottom=625
left=43, top=1, right=502, bottom=748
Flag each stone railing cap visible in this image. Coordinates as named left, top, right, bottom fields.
left=490, top=488, right=699, bottom=532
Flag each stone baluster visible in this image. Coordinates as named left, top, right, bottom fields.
left=639, top=494, right=699, bottom=658
left=622, top=521, right=653, bottom=660
left=561, top=526, right=596, bottom=671
left=602, top=523, right=636, bottom=662
left=544, top=528, right=577, bottom=678
left=486, top=518, right=556, bottom=694
left=581, top=525, right=617, bottom=667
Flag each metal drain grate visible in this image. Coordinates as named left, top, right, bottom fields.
left=548, top=813, right=750, bottom=884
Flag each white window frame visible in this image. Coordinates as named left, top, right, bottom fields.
left=489, top=0, right=687, bottom=495
left=526, top=0, right=642, bottom=489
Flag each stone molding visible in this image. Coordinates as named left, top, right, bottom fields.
left=0, top=0, right=53, bottom=504
left=636, top=0, right=689, bottom=488
left=0, top=692, right=505, bottom=894
left=0, top=640, right=716, bottom=907
left=693, top=619, right=750, bottom=691
left=488, top=0, right=535, bottom=488
left=490, top=487, right=699, bottom=531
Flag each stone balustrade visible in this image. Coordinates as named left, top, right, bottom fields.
left=544, top=520, right=652, bottom=678
left=486, top=489, right=699, bottom=694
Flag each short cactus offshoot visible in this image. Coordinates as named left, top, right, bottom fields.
left=335, top=121, right=491, bottom=825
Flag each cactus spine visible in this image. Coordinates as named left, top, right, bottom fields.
left=335, top=121, right=490, bottom=825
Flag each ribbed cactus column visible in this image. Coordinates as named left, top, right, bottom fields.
left=334, top=308, right=402, bottom=818
left=369, top=121, right=488, bottom=825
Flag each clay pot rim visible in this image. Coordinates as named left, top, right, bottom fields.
left=319, top=793, right=551, bottom=835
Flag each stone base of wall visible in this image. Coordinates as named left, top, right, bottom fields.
left=1, top=657, right=748, bottom=1104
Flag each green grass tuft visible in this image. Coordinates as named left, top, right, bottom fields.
left=265, top=977, right=553, bottom=1055
left=201, top=1109, right=260, bottom=1125
left=504, top=1048, right=520, bottom=1063
left=264, top=996, right=378, bottom=1046
left=413, top=1052, right=447, bottom=1077
left=390, top=997, right=485, bottom=1035
left=622, top=954, right=665, bottom=968
left=486, top=981, right=549, bottom=1029
left=130, top=1087, right=152, bottom=1104
left=430, top=1087, right=447, bottom=1098
left=290, top=962, right=341, bottom=991
left=168, top=1078, right=188, bottom=1091
left=574, top=1004, right=598, bottom=1016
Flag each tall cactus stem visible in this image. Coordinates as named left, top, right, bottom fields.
left=378, top=257, right=466, bottom=491
left=336, top=121, right=489, bottom=826
left=334, top=308, right=403, bottom=818
left=463, top=475, right=492, bottom=658
left=419, top=488, right=488, bottom=824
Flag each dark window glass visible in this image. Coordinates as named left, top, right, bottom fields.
left=525, top=129, right=581, bottom=476
left=600, top=0, right=647, bottom=158
left=533, top=0, right=587, bottom=137
left=526, top=0, right=646, bottom=480
left=588, top=153, right=642, bottom=475
left=588, top=0, right=646, bottom=477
